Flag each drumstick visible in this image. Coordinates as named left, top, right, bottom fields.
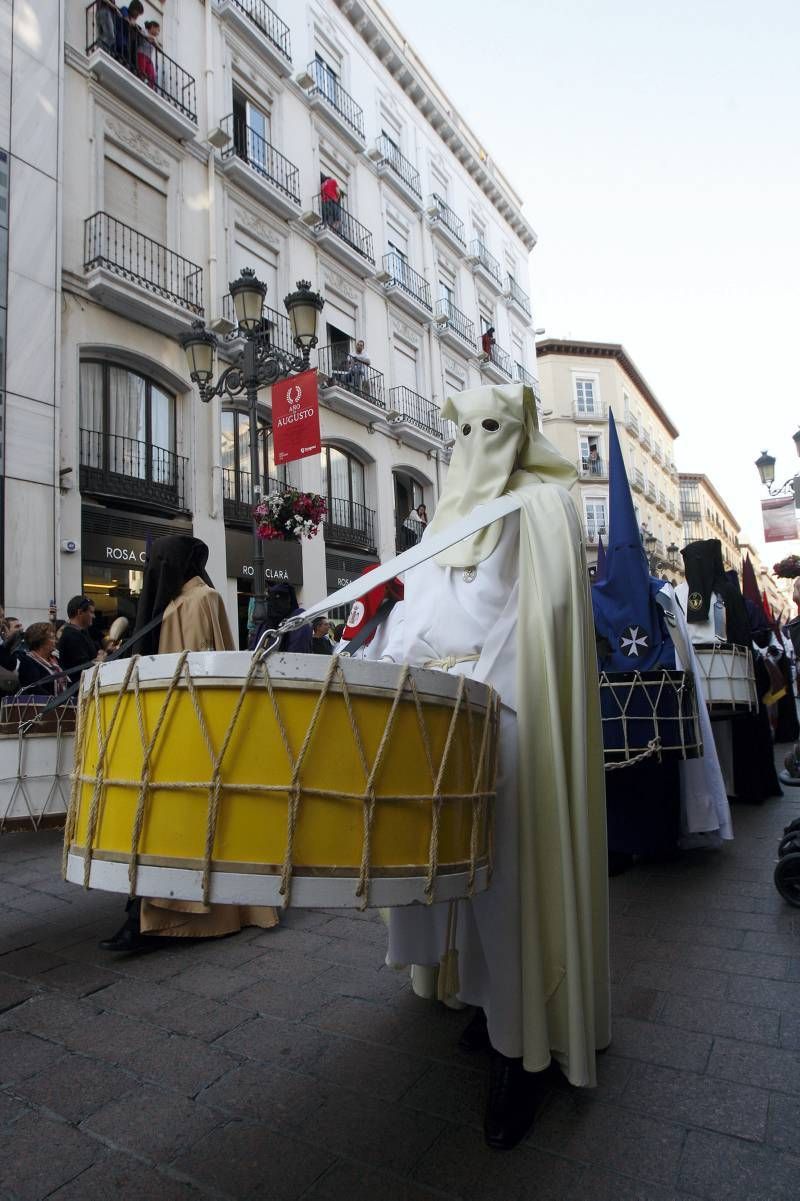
left=268, top=493, right=523, bottom=642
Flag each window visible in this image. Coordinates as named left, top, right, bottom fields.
left=232, top=87, right=271, bottom=168
left=393, top=338, right=418, bottom=393
left=79, top=361, right=176, bottom=485
left=104, top=157, right=167, bottom=244
left=580, top=435, right=603, bottom=475
left=574, top=377, right=598, bottom=415
left=315, top=52, right=339, bottom=104
left=439, top=278, right=455, bottom=308
left=585, top=499, right=607, bottom=539
left=322, top=446, right=368, bottom=536
left=221, top=409, right=298, bottom=509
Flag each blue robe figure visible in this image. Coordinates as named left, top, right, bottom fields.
left=592, top=412, right=680, bottom=871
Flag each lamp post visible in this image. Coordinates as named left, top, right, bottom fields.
left=181, top=270, right=324, bottom=631
left=755, top=432, right=800, bottom=500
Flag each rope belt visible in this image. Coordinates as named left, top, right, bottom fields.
left=424, top=654, right=481, bottom=672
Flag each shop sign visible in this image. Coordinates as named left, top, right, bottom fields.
left=82, top=531, right=149, bottom=565
left=225, top=529, right=303, bottom=587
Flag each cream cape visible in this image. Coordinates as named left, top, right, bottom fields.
left=379, top=384, right=610, bottom=1083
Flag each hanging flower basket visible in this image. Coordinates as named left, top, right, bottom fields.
left=773, top=555, right=800, bottom=579
left=254, top=488, right=326, bottom=542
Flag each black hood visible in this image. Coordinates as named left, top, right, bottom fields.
left=132, top=535, right=213, bottom=656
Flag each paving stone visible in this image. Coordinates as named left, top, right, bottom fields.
left=0, top=945, right=66, bottom=977
left=672, top=943, right=789, bottom=980
left=0, top=1092, right=29, bottom=1125
left=90, top=977, right=184, bottom=1019
left=216, top=1015, right=331, bottom=1070
left=199, top=1060, right=329, bottom=1128
left=623, top=1061, right=769, bottom=1141
left=157, top=995, right=255, bottom=1043
left=528, top=1093, right=686, bottom=1184
left=611, top=981, right=665, bottom=1021
left=14, top=1053, right=139, bottom=1122
left=1, top=992, right=102, bottom=1040
left=229, top=976, right=335, bottom=1022
left=779, top=1009, right=800, bottom=1049
left=0, top=1111, right=100, bottom=1200
left=311, top=1034, right=431, bottom=1103
left=414, top=1121, right=584, bottom=1200
left=625, top=960, right=730, bottom=1000
left=741, top=929, right=800, bottom=955
left=36, top=960, right=120, bottom=997
left=608, top=1015, right=713, bottom=1072
left=766, top=1092, right=800, bottom=1151
left=785, top=957, right=800, bottom=981
left=0, top=973, right=34, bottom=1014
left=277, top=909, right=337, bottom=932
left=401, top=1061, right=487, bottom=1127
left=678, top=1128, right=800, bottom=1200
left=727, top=973, right=800, bottom=1012
left=61, top=1009, right=166, bottom=1063
left=316, top=962, right=411, bottom=1004
left=83, top=1084, right=224, bottom=1163
left=166, top=960, right=271, bottom=1000
left=49, top=1153, right=202, bottom=1200
left=660, top=994, right=780, bottom=1045
left=0, top=1028, right=65, bottom=1085
left=321, top=915, right=389, bottom=945
left=707, top=1037, right=800, bottom=1097
left=304, top=1160, right=446, bottom=1201
left=570, top=1169, right=710, bottom=1200
left=171, top=1119, right=334, bottom=1198
left=298, top=1088, right=445, bottom=1174
left=118, top=1031, right=239, bottom=1097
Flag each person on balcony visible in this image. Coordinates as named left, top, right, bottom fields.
left=481, top=325, right=496, bottom=357
left=320, top=175, right=342, bottom=233
left=347, top=339, right=370, bottom=397
left=118, top=1, right=144, bottom=71
left=137, top=19, right=160, bottom=89
left=587, top=445, right=601, bottom=474
left=95, top=0, right=118, bottom=52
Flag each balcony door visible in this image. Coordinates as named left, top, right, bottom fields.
left=585, top=499, right=607, bottom=541
left=232, top=88, right=270, bottom=173
left=322, top=446, right=368, bottom=539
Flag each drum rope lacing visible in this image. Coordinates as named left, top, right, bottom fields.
left=65, top=651, right=501, bottom=910
left=603, top=737, right=662, bottom=772
left=598, top=668, right=703, bottom=767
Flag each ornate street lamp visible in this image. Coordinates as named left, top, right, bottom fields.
left=755, top=450, right=776, bottom=489
left=284, top=280, right=325, bottom=368
left=667, top=542, right=679, bottom=569
left=181, top=270, right=324, bottom=631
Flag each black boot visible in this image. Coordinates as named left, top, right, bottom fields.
left=458, top=1008, right=490, bottom=1053
left=484, top=1051, right=555, bottom=1150
left=98, top=898, right=157, bottom=953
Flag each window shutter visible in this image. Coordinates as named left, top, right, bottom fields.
left=104, top=158, right=167, bottom=244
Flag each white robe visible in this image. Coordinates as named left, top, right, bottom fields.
left=364, top=516, right=547, bottom=1063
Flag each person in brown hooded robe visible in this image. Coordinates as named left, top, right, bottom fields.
left=100, top=535, right=278, bottom=950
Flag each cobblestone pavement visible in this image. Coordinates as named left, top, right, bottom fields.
left=2, top=755, right=800, bottom=1199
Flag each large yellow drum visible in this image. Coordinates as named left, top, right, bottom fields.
left=63, top=652, right=499, bottom=908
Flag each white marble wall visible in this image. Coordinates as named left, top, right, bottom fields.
left=1, top=0, right=64, bottom=624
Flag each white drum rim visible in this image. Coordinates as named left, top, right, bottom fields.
left=84, top=651, right=494, bottom=710
left=64, top=850, right=490, bottom=908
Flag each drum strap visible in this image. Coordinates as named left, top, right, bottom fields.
left=341, top=597, right=398, bottom=656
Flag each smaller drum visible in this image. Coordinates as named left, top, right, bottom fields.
left=599, top=669, right=702, bottom=765
left=693, top=642, right=758, bottom=717
left=0, top=698, right=76, bottom=832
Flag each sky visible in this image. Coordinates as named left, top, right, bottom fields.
left=391, top=0, right=800, bottom=563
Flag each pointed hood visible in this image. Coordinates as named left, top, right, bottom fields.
left=595, top=533, right=607, bottom=582
left=591, top=410, right=674, bottom=671
left=742, top=556, right=762, bottom=608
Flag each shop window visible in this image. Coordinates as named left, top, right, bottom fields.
left=79, top=360, right=176, bottom=488
left=221, top=408, right=298, bottom=518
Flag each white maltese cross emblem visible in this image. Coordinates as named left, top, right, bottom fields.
left=620, top=625, right=649, bottom=657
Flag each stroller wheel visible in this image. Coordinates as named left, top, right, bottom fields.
left=783, top=817, right=800, bottom=837
left=774, top=853, right=800, bottom=907
left=778, top=832, right=800, bottom=858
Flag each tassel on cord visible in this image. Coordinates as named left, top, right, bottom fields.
left=437, top=899, right=460, bottom=1003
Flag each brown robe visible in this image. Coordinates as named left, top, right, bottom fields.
left=140, top=577, right=279, bottom=938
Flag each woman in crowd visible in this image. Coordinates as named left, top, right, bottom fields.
left=17, top=623, right=63, bottom=697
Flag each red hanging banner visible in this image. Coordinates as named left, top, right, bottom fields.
left=271, top=370, right=321, bottom=465
left=761, top=495, right=799, bottom=543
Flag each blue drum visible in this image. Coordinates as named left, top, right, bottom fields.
left=599, top=669, right=703, bottom=765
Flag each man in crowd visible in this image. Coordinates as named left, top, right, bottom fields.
left=59, top=596, right=105, bottom=685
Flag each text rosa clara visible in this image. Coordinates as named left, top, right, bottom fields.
left=105, top=547, right=147, bottom=563
left=276, top=409, right=314, bottom=428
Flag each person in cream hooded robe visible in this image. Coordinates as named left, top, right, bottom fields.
left=365, top=382, right=610, bottom=1148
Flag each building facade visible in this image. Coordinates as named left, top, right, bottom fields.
left=678, top=474, right=742, bottom=576
left=535, top=339, right=683, bottom=579
left=3, top=0, right=538, bottom=639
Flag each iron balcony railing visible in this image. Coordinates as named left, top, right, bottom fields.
left=382, top=253, right=431, bottom=311
left=375, top=135, right=421, bottom=199
left=586, top=524, right=607, bottom=542
left=85, top=213, right=204, bottom=314
left=653, top=444, right=663, bottom=463
left=506, top=275, right=532, bottom=316
left=513, top=363, right=542, bottom=405
left=646, top=482, right=657, bottom=502
left=484, top=340, right=513, bottom=378
left=221, top=114, right=300, bottom=205
left=325, top=497, right=376, bottom=551
left=658, top=490, right=669, bottom=510
left=307, top=59, right=365, bottom=140
left=86, top=2, right=197, bottom=122
left=428, top=194, right=466, bottom=248
left=625, top=411, right=640, bottom=436
left=469, top=240, right=503, bottom=287
left=580, top=456, right=606, bottom=477
left=224, top=0, right=291, bottom=62
left=633, top=468, right=645, bottom=492
left=396, top=512, right=425, bottom=555
left=221, top=296, right=294, bottom=354
left=313, top=194, right=375, bottom=265
left=435, top=297, right=476, bottom=350
left=80, top=428, right=188, bottom=511
left=222, top=467, right=283, bottom=524
left=641, top=429, right=652, bottom=450
left=317, top=344, right=385, bottom=410
left=389, top=386, right=442, bottom=437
